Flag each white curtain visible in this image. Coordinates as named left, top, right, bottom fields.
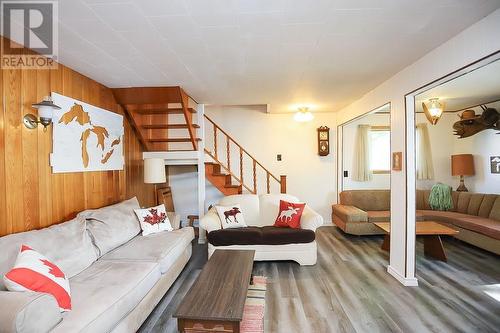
left=352, top=125, right=372, bottom=182
left=416, top=123, right=434, bottom=180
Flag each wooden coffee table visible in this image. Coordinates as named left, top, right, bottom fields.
left=174, top=249, right=255, bottom=333
left=374, top=221, right=459, bottom=262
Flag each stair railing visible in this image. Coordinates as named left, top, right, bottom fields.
left=204, top=115, right=286, bottom=194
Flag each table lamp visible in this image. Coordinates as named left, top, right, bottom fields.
left=144, top=158, right=166, bottom=205
left=451, top=154, right=475, bottom=192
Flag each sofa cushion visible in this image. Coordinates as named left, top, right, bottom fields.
left=332, top=204, right=368, bottom=222
left=456, top=192, right=472, bottom=214
left=467, top=194, right=485, bottom=216
left=0, top=291, right=62, bottom=333
left=450, top=217, right=500, bottom=240
left=52, top=261, right=160, bottom=333
left=100, top=227, right=194, bottom=274
left=0, top=217, right=97, bottom=290
left=418, top=210, right=500, bottom=240
left=218, top=194, right=260, bottom=226
left=418, top=210, right=472, bottom=224
left=79, top=197, right=141, bottom=257
left=479, top=194, right=498, bottom=218
left=259, top=194, right=301, bottom=227
left=339, top=190, right=390, bottom=211
left=261, top=226, right=315, bottom=245
left=207, top=226, right=315, bottom=246
left=489, top=197, right=500, bottom=222
left=366, top=211, right=391, bottom=222
left=208, top=227, right=262, bottom=246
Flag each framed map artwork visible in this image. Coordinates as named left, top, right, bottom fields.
left=50, top=92, right=124, bottom=173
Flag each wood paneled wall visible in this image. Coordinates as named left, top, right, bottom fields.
left=0, top=39, right=156, bottom=236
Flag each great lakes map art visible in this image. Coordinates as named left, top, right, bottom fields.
left=51, top=92, right=124, bottom=173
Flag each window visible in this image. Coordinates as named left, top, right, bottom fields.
left=369, top=127, right=390, bottom=173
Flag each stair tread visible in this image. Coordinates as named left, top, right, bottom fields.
left=148, top=138, right=202, bottom=142
left=224, top=184, right=241, bottom=188
left=142, top=124, right=200, bottom=129
left=130, top=107, right=196, bottom=115
left=211, top=172, right=229, bottom=177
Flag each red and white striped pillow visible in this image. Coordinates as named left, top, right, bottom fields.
left=3, top=245, right=72, bottom=311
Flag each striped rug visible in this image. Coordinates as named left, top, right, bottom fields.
left=241, top=276, right=267, bottom=333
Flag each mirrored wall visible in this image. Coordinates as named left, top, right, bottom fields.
left=412, top=56, right=500, bottom=277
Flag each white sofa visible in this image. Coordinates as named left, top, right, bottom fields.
left=200, top=194, right=323, bottom=265
left=0, top=197, right=194, bottom=333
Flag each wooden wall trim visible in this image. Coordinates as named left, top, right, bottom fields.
left=0, top=36, right=158, bottom=236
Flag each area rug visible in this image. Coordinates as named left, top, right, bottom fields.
left=241, top=276, right=267, bottom=333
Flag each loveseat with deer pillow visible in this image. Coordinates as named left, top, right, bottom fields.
left=200, top=194, right=323, bottom=265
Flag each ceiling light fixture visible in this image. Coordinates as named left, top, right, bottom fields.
left=422, top=98, right=444, bottom=125
left=294, top=107, right=314, bottom=122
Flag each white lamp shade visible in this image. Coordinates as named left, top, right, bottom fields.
left=293, top=110, right=314, bottom=122
left=144, top=158, right=166, bottom=184
left=38, top=105, right=53, bottom=120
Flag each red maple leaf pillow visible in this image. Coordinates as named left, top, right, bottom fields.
left=274, top=200, right=306, bottom=229
left=3, top=245, right=71, bottom=311
left=134, top=204, right=173, bottom=236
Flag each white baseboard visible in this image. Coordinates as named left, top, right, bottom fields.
left=387, top=265, right=419, bottom=287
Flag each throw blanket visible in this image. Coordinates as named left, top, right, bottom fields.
left=429, top=183, right=453, bottom=211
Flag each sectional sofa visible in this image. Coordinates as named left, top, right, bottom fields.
left=332, top=190, right=500, bottom=255
left=0, top=197, right=194, bottom=333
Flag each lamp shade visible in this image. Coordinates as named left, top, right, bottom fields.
left=451, top=154, right=475, bottom=176
left=144, top=158, right=166, bottom=184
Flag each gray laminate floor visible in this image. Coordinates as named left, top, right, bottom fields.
left=139, top=226, right=500, bottom=333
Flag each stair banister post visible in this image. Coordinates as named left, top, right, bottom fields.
left=280, top=175, right=287, bottom=194
left=266, top=172, right=270, bottom=194
left=252, top=159, right=257, bottom=194
left=239, top=148, right=243, bottom=184
left=226, top=136, right=230, bottom=172
left=213, top=125, right=218, bottom=159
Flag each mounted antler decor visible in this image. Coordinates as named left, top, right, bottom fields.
left=452, top=106, right=500, bottom=138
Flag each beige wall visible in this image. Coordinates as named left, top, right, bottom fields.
left=335, top=9, right=500, bottom=284
left=168, top=105, right=337, bottom=224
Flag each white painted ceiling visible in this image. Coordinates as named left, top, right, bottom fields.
left=416, top=58, right=500, bottom=112
left=50, top=0, right=500, bottom=112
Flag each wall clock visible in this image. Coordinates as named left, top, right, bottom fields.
left=317, top=126, right=330, bottom=156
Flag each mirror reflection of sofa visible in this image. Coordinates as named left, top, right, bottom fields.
left=332, top=190, right=500, bottom=255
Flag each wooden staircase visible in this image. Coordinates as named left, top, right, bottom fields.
left=111, top=85, right=286, bottom=196
left=111, top=86, right=200, bottom=151
left=204, top=162, right=242, bottom=195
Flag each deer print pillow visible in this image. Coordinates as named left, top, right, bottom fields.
left=215, top=204, right=247, bottom=229
left=274, top=200, right=306, bottom=229
left=134, top=204, right=173, bottom=236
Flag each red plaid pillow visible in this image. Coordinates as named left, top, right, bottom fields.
left=274, top=200, right=306, bottom=229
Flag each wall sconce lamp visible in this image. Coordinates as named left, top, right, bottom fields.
left=422, top=98, right=444, bottom=125
left=23, top=96, right=61, bottom=131
left=293, top=107, right=314, bottom=122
